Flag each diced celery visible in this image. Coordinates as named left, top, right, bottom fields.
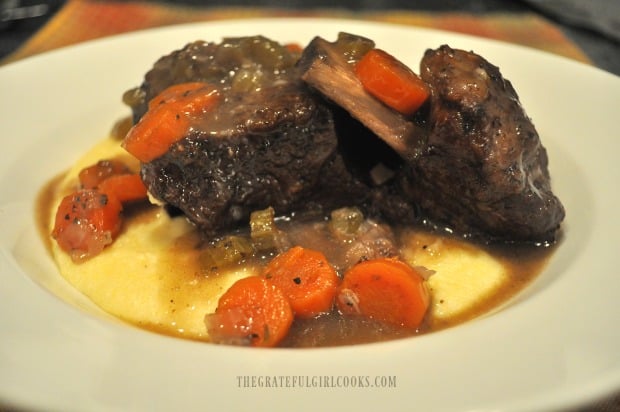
left=199, top=235, right=255, bottom=271
left=250, top=207, right=284, bottom=251
left=329, top=207, right=364, bottom=239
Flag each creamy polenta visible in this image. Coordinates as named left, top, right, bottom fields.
left=43, top=135, right=549, bottom=346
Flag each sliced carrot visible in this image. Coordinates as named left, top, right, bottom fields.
left=123, top=82, right=219, bottom=163
left=123, top=107, right=189, bottom=163
left=147, top=82, right=208, bottom=110
left=355, top=48, right=430, bottom=116
left=53, top=157, right=148, bottom=260
left=52, top=189, right=123, bottom=262
left=262, top=246, right=340, bottom=318
left=205, top=276, right=294, bottom=347
left=98, top=173, right=148, bottom=203
left=284, top=42, right=303, bottom=54
left=78, top=159, right=131, bottom=189
left=336, top=257, right=429, bottom=329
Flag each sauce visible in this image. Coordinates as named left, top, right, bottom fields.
left=38, top=162, right=555, bottom=347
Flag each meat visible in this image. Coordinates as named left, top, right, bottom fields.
left=297, top=35, right=564, bottom=243
left=142, top=85, right=373, bottom=236
left=125, top=37, right=392, bottom=236
left=298, top=33, right=427, bottom=162
left=406, top=45, right=565, bottom=242
left=125, top=34, right=564, bottom=244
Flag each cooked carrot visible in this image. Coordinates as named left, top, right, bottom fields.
left=284, top=42, right=303, bottom=54
left=147, top=82, right=208, bottom=110
left=123, top=107, right=189, bottom=163
left=98, top=173, right=148, bottom=203
left=53, top=157, right=148, bottom=260
left=78, top=159, right=131, bottom=189
left=123, top=82, right=219, bottom=163
left=355, top=48, right=430, bottom=116
left=336, top=257, right=429, bottom=329
left=262, top=246, right=340, bottom=318
left=52, top=189, right=123, bottom=261
left=205, top=276, right=294, bottom=347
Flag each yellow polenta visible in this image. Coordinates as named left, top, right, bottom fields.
left=49, top=138, right=254, bottom=340
left=401, top=232, right=509, bottom=326
left=49, top=137, right=512, bottom=341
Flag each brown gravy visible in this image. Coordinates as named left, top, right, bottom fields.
left=37, top=171, right=555, bottom=348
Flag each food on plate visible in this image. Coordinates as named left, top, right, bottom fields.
left=123, top=36, right=378, bottom=238
left=41, top=33, right=564, bottom=347
left=336, top=258, right=429, bottom=329
left=298, top=34, right=564, bottom=242
left=298, top=33, right=427, bottom=162
left=262, top=246, right=340, bottom=319
left=51, top=158, right=148, bottom=261
left=355, top=48, right=431, bottom=117
left=205, top=275, right=295, bottom=347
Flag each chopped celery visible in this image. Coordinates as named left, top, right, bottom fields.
left=250, top=207, right=285, bottom=252
left=199, top=235, right=255, bottom=271
left=329, top=207, right=365, bottom=239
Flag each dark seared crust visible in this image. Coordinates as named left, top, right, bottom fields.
left=125, top=37, right=301, bottom=122
left=130, top=36, right=418, bottom=237
left=408, top=45, right=565, bottom=242
left=129, top=36, right=564, bottom=243
left=127, top=41, right=220, bottom=121
left=140, top=80, right=371, bottom=236
left=142, top=88, right=368, bottom=235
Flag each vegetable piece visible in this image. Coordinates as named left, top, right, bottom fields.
left=199, top=235, right=255, bottom=272
left=78, top=159, right=131, bottom=189
left=52, top=189, right=123, bottom=262
left=146, top=82, right=208, bottom=110
left=123, top=82, right=219, bottom=163
left=249, top=207, right=288, bottom=252
left=333, top=32, right=375, bottom=64
left=329, top=206, right=364, bottom=239
left=52, top=158, right=147, bottom=261
left=205, top=276, right=293, bottom=347
left=355, top=48, right=430, bottom=116
left=124, top=107, right=189, bottom=163
left=336, top=258, right=430, bottom=329
left=262, top=246, right=340, bottom=318
left=285, top=42, right=303, bottom=54
left=98, top=174, right=148, bottom=203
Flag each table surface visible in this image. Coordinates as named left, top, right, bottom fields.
left=1, top=0, right=619, bottom=75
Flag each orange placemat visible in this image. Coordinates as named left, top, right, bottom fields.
left=2, top=0, right=591, bottom=65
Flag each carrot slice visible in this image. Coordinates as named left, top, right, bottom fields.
left=78, top=159, right=131, bottom=189
left=205, top=276, right=294, bottom=347
left=146, top=82, right=208, bottom=110
left=284, top=42, right=303, bottom=54
left=355, top=48, right=430, bottom=116
left=98, top=173, right=148, bottom=203
left=336, top=258, right=429, bottom=329
left=52, top=189, right=123, bottom=261
left=262, top=246, right=340, bottom=318
left=123, top=82, right=219, bottom=163
left=53, top=157, right=148, bottom=260
left=123, top=107, right=189, bottom=163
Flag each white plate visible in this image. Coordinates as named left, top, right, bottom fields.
left=1, top=18, right=619, bottom=412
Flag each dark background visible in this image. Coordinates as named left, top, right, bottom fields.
left=1, top=0, right=619, bottom=75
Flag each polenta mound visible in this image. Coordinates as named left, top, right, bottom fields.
left=39, top=135, right=553, bottom=347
